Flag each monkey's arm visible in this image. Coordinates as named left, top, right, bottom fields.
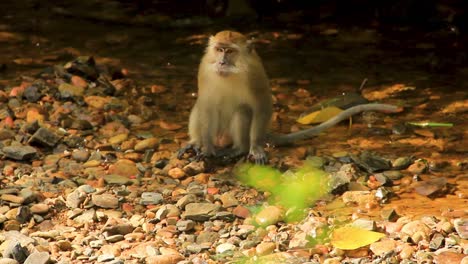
left=270, top=103, right=400, bottom=146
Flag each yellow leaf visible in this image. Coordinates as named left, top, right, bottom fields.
left=331, top=226, right=385, bottom=250
left=297, top=106, right=343, bottom=125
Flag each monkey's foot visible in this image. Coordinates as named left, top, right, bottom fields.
left=213, top=148, right=246, bottom=163
left=177, top=144, right=203, bottom=160
left=248, top=147, right=268, bottom=165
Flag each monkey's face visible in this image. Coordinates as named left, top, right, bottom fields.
left=211, top=44, right=240, bottom=76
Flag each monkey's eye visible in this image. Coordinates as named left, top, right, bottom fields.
left=216, top=47, right=223, bottom=52
left=225, top=49, right=233, bottom=54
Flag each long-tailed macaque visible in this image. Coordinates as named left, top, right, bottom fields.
left=178, top=30, right=399, bottom=164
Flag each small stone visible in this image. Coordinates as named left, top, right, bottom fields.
left=0, top=258, right=19, bottom=264
left=105, top=235, right=124, bottom=243
left=454, top=218, right=468, bottom=239
left=66, top=189, right=86, bottom=209
left=352, top=219, right=377, bottom=231
left=109, top=133, right=128, bottom=145
left=183, top=161, right=205, bottom=176
left=16, top=206, right=31, bottom=224
left=233, top=205, right=250, bottom=219
left=196, top=231, right=219, bottom=245
left=383, top=170, right=404, bottom=181
left=168, top=167, right=185, bottom=179
left=176, top=220, right=195, bottom=232
left=255, top=206, right=284, bottom=227
left=30, top=203, right=49, bottom=214
left=0, top=128, right=15, bottom=140
left=175, top=194, right=197, bottom=209
left=352, top=151, right=392, bottom=173
left=85, top=95, right=111, bottom=109
left=408, top=160, right=427, bottom=174
left=97, top=254, right=115, bottom=262
left=2, top=145, right=37, bottom=160
left=370, top=240, right=397, bottom=256
left=381, top=208, right=399, bottom=222
left=399, top=243, right=415, bottom=260
left=1, top=194, right=25, bottom=204
left=58, top=83, right=85, bottom=98
left=23, top=252, right=50, bottom=264
left=73, top=209, right=96, bottom=224
left=220, top=192, right=239, bottom=208
left=392, top=156, right=413, bottom=170
left=413, top=178, right=447, bottom=197
left=108, top=159, right=139, bottom=178
left=72, top=149, right=90, bottom=162
left=103, top=174, right=132, bottom=185
left=29, top=127, right=61, bottom=147
left=23, top=85, right=42, bottom=102
left=429, top=233, right=444, bottom=250
left=92, top=194, right=119, bottom=209
left=183, top=203, right=220, bottom=221
left=216, top=243, right=236, bottom=254
left=134, top=137, right=158, bottom=152
left=401, top=220, right=431, bottom=239
left=140, top=192, right=163, bottom=205
left=146, top=254, right=183, bottom=264
left=256, top=242, right=276, bottom=256
left=56, top=240, right=72, bottom=251
left=3, top=241, right=28, bottom=263
left=434, top=251, right=466, bottom=264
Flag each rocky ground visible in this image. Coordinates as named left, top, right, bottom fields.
left=0, top=24, right=467, bottom=264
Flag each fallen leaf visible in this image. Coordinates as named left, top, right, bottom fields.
left=297, top=106, right=343, bottom=124
left=159, top=120, right=182, bottom=131
left=331, top=226, right=385, bottom=250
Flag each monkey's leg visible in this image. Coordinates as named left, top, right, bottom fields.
left=215, top=105, right=251, bottom=161
left=248, top=109, right=270, bottom=165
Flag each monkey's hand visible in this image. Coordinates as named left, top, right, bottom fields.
left=248, top=146, right=268, bottom=165
left=177, top=144, right=203, bottom=161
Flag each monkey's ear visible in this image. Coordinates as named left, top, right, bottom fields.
left=246, top=39, right=255, bottom=53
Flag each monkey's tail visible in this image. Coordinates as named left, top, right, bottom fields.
left=270, top=103, right=401, bottom=146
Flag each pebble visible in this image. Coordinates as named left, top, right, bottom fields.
left=134, top=137, right=158, bottom=151
left=103, top=174, right=132, bottom=185
left=401, top=220, right=431, bottom=240
left=254, top=206, right=284, bottom=227
left=140, top=192, right=163, bottom=205
left=1, top=194, right=25, bottom=204
left=176, top=220, right=195, bottom=231
left=369, top=239, right=397, bottom=256
left=168, top=167, right=185, bottom=179
left=216, top=243, right=236, bottom=254
left=183, top=203, right=220, bottom=221
left=108, top=159, right=139, bottom=178
left=23, top=252, right=50, bottom=264
left=2, top=145, right=37, bottom=161
left=92, top=194, right=119, bottom=209
left=72, top=149, right=90, bottom=162
left=175, top=194, right=197, bottom=209
left=2, top=241, right=28, bottom=263
left=407, top=160, right=427, bottom=174
left=0, top=259, right=19, bottom=264
left=220, top=192, right=239, bottom=208
left=256, top=242, right=276, bottom=256
left=29, top=127, right=61, bottom=147
left=58, top=83, right=85, bottom=98
left=454, top=218, right=468, bottom=239
left=30, top=203, right=50, bottom=214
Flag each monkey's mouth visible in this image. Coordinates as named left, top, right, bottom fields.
left=215, top=64, right=238, bottom=76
